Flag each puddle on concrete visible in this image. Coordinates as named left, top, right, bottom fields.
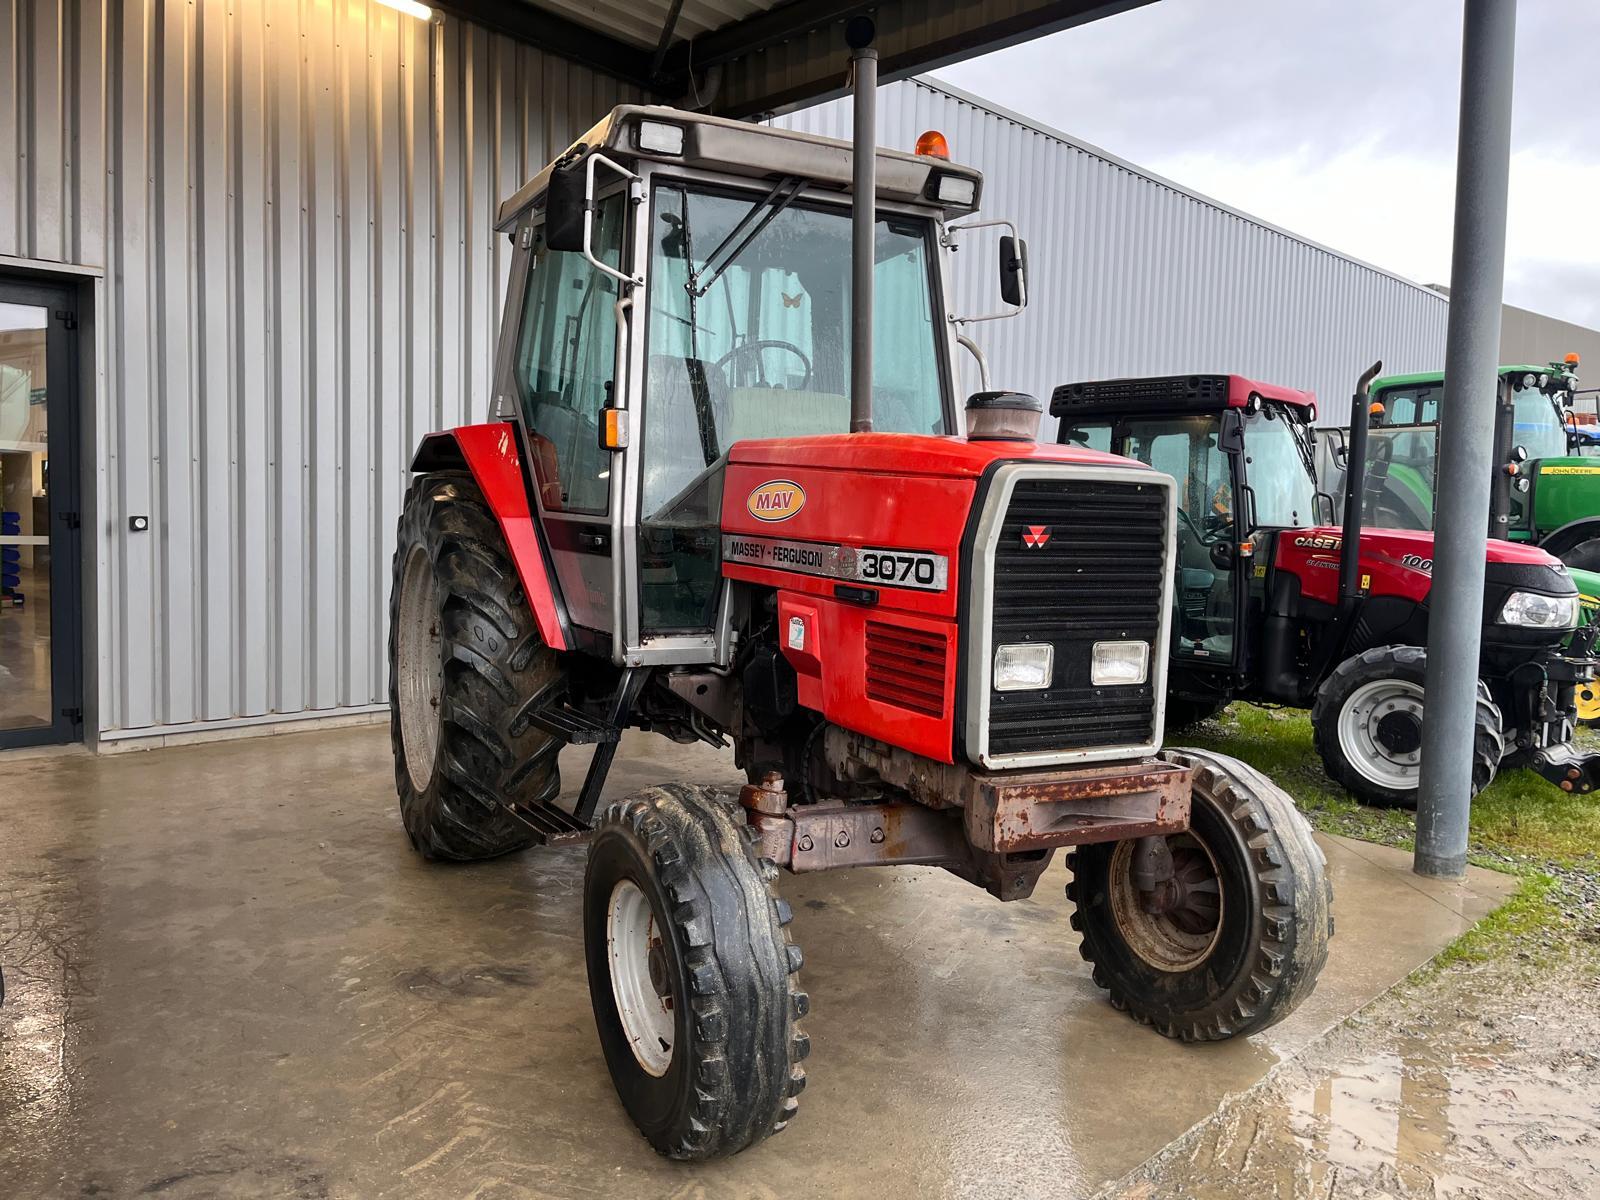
left=1114, top=966, right=1600, bottom=1199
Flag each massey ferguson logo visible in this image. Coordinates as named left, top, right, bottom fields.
left=746, top=480, right=806, bottom=523
left=1022, top=524, right=1052, bottom=549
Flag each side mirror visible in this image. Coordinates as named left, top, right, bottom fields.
left=999, top=235, right=1028, bottom=308
left=544, top=160, right=588, bottom=253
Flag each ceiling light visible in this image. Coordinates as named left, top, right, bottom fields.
left=376, top=0, right=433, bottom=20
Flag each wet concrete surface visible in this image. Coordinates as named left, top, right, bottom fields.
left=0, top=726, right=1514, bottom=1198
left=1107, top=954, right=1600, bottom=1199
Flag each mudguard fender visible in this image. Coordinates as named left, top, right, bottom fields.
left=411, top=423, right=569, bottom=652
left=1537, top=516, right=1600, bottom=560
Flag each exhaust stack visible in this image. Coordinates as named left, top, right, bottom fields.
left=1338, top=360, right=1385, bottom=606
left=847, top=16, right=877, bottom=433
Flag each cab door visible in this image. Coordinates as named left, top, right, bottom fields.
left=505, top=195, right=629, bottom=636
left=1119, top=416, right=1241, bottom=668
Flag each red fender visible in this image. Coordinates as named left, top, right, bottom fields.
left=412, top=423, right=569, bottom=652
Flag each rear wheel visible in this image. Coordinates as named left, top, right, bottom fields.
left=1557, top=537, right=1600, bottom=573
left=585, top=784, right=809, bottom=1160
left=1310, top=645, right=1503, bottom=809
left=1066, top=748, right=1332, bottom=1041
left=388, top=471, right=564, bottom=860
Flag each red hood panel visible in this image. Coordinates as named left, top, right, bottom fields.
left=727, top=432, right=1148, bottom=479
left=1275, top=526, right=1564, bottom=606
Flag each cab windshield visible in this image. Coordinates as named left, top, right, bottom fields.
left=638, top=182, right=948, bottom=631
left=1510, top=381, right=1569, bottom=462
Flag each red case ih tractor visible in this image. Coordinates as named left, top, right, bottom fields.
left=388, top=40, right=1331, bottom=1160
left=1053, top=368, right=1600, bottom=808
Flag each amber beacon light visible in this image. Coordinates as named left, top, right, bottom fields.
left=914, top=129, right=951, bottom=159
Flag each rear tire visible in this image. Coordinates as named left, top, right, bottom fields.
left=1066, top=748, right=1332, bottom=1041
left=585, top=784, right=809, bottom=1160
left=388, top=471, right=564, bottom=861
left=1310, top=645, right=1503, bottom=809
left=1557, top=537, right=1600, bottom=573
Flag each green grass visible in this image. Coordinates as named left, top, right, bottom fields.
left=1179, top=703, right=1600, bottom=865
left=1432, top=872, right=1560, bottom=968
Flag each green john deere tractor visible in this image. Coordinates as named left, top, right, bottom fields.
left=1320, top=355, right=1600, bottom=718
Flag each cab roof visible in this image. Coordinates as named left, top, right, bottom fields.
left=1049, top=373, right=1317, bottom=420
left=1374, top=366, right=1554, bottom=390
left=496, top=104, right=984, bottom=230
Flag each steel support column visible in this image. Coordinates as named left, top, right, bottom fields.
left=1415, top=0, right=1518, bottom=879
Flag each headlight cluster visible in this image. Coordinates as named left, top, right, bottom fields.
left=992, top=639, right=1151, bottom=691
left=1498, top=590, right=1579, bottom=629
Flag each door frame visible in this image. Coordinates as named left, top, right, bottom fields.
left=0, top=275, right=83, bottom=749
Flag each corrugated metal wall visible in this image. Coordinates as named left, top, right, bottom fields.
left=1, top=0, right=635, bottom=737
left=777, top=79, right=1452, bottom=420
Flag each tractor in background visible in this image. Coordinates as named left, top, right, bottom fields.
left=386, top=23, right=1330, bottom=1163
left=1319, top=357, right=1600, bottom=717
left=1054, top=366, right=1600, bottom=809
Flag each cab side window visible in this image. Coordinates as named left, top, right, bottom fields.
left=514, top=195, right=625, bottom=514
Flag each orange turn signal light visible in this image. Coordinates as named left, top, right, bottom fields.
left=915, top=129, right=950, bottom=160
left=601, top=407, right=629, bottom=450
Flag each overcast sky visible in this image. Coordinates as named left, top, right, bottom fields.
left=939, top=0, right=1600, bottom=330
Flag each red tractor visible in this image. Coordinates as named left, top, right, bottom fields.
left=1053, top=368, right=1600, bottom=808
left=388, top=60, right=1331, bottom=1159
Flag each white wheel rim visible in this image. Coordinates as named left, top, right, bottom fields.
left=397, top=545, right=444, bottom=792
left=1336, top=677, right=1425, bottom=792
left=607, top=879, right=676, bottom=1077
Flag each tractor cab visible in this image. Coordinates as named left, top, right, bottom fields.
left=1052, top=374, right=1328, bottom=675
left=1319, top=359, right=1594, bottom=560
left=471, top=104, right=994, bottom=658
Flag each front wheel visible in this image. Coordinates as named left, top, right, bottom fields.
left=1310, top=644, right=1503, bottom=808
left=584, top=785, right=809, bottom=1160
left=1066, top=748, right=1332, bottom=1042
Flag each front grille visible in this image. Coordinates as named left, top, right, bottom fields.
left=985, top=475, right=1167, bottom=757
left=866, top=621, right=947, bottom=718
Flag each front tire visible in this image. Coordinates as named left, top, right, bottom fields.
left=1066, top=748, right=1332, bottom=1041
left=1310, top=645, right=1503, bottom=809
left=584, top=784, right=809, bottom=1160
left=388, top=471, right=565, bottom=861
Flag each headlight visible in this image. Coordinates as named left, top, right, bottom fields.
left=1091, top=640, right=1150, bottom=686
left=1498, top=590, right=1579, bottom=629
left=994, top=642, right=1053, bottom=691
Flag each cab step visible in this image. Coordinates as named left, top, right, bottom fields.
left=506, top=800, right=592, bottom=846
left=529, top=702, right=621, bottom=745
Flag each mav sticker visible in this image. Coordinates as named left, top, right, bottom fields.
left=747, top=480, right=806, bottom=523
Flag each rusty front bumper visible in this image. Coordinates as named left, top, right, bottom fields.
left=745, top=730, right=1193, bottom=875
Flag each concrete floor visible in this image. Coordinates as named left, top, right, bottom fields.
left=0, top=726, right=1513, bottom=1199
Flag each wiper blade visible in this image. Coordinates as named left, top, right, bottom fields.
left=688, top=176, right=805, bottom=297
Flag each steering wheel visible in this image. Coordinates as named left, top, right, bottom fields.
left=1178, top=505, right=1224, bottom=546
left=715, top=340, right=812, bottom=390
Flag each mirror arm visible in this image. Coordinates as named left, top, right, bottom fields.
left=945, top=217, right=1026, bottom=325
left=583, top=152, right=645, bottom=289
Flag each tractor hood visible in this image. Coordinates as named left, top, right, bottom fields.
left=1277, top=525, right=1573, bottom=610
left=726, top=432, right=1147, bottom=479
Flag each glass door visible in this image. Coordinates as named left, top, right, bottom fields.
left=0, top=279, right=80, bottom=748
